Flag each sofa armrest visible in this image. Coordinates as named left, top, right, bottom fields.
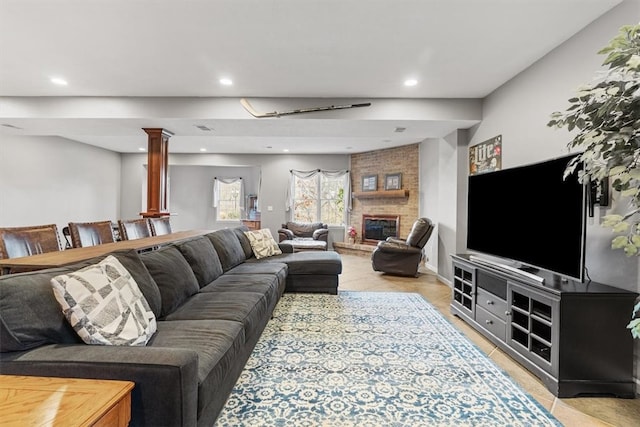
left=278, top=229, right=295, bottom=242
left=312, top=228, right=329, bottom=242
left=278, top=242, right=294, bottom=253
left=0, top=344, right=199, bottom=427
left=375, top=241, right=422, bottom=255
left=385, top=237, right=407, bottom=245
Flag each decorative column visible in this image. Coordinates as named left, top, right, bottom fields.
left=140, top=128, right=173, bottom=218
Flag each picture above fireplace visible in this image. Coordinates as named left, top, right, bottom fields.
left=362, top=214, right=400, bottom=244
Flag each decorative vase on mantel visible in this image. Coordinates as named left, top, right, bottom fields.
left=348, top=237, right=355, bottom=244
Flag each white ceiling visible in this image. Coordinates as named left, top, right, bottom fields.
left=0, top=0, right=623, bottom=154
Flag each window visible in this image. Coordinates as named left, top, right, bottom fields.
left=290, top=170, right=348, bottom=225
left=215, top=179, right=242, bottom=220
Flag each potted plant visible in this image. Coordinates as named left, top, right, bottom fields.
left=347, top=226, right=358, bottom=244
left=548, top=22, right=640, bottom=337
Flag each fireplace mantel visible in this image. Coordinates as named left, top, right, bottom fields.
left=353, top=190, right=409, bottom=199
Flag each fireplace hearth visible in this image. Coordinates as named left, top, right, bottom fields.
left=362, top=214, right=400, bottom=244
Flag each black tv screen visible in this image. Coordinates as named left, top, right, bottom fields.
left=466, top=154, right=586, bottom=282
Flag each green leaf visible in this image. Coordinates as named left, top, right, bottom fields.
left=609, top=165, right=627, bottom=176
left=612, top=235, right=628, bottom=249
left=602, top=214, right=624, bottom=226
left=628, top=318, right=640, bottom=339
left=624, top=243, right=638, bottom=256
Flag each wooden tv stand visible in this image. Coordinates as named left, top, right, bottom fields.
left=450, top=253, right=637, bottom=398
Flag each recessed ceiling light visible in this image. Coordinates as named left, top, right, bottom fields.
left=200, top=148, right=207, bottom=152
left=404, top=79, right=418, bottom=87
left=50, top=77, right=68, bottom=86
left=219, top=78, right=233, bottom=86
left=138, top=147, right=146, bottom=151
left=283, top=149, right=289, bottom=152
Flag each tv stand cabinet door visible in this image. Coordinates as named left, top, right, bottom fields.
left=507, top=282, right=560, bottom=378
left=451, top=261, right=476, bottom=319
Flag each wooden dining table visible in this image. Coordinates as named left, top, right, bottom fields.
left=0, top=229, right=212, bottom=275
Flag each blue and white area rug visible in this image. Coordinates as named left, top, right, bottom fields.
left=215, top=292, right=560, bottom=426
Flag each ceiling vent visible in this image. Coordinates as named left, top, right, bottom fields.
left=394, top=127, right=406, bottom=133
left=194, top=125, right=214, bottom=132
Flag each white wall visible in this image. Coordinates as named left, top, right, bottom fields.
left=467, top=0, right=640, bottom=292
left=0, top=135, right=121, bottom=238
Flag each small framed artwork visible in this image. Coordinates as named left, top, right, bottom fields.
left=384, top=173, right=402, bottom=190
left=362, top=174, right=377, bottom=191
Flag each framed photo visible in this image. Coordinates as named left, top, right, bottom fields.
left=361, top=174, right=377, bottom=191
left=384, top=173, right=402, bottom=190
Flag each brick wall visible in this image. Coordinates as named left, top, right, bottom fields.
left=350, top=143, right=419, bottom=241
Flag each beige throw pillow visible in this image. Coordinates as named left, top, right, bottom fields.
left=244, top=229, right=283, bottom=259
left=50, top=255, right=157, bottom=346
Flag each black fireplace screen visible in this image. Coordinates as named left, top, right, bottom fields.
left=362, top=215, right=399, bottom=243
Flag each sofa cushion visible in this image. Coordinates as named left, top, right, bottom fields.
left=207, top=229, right=247, bottom=271
left=162, top=292, right=268, bottom=344
left=0, top=267, right=81, bottom=352
left=50, top=255, right=157, bottom=346
left=140, top=246, right=200, bottom=318
left=174, top=236, right=224, bottom=288
left=148, top=319, right=245, bottom=418
left=200, top=274, right=284, bottom=309
left=244, top=229, right=282, bottom=259
left=248, top=250, right=342, bottom=275
left=232, top=226, right=254, bottom=259
left=75, top=249, right=162, bottom=320
left=225, top=261, right=288, bottom=286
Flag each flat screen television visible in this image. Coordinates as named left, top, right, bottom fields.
left=466, top=154, right=586, bottom=282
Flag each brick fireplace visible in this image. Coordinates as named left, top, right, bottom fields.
left=348, top=144, right=419, bottom=240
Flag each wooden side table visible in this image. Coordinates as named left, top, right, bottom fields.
left=0, top=375, right=134, bottom=427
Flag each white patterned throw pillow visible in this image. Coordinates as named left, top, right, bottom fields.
left=244, top=229, right=282, bottom=259
left=50, top=255, right=157, bottom=346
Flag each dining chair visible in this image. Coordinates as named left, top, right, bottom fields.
left=0, top=224, right=62, bottom=259
left=118, top=218, right=152, bottom=241
left=68, top=220, right=116, bottom=248
left=148, top=216, right=172, bottom=236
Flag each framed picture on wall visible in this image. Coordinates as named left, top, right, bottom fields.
left=362, top=174, right=377, bottom=191
left=384, top=173, right=402, bottom=190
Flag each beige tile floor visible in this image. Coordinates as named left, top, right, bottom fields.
left=337, top=252, right=640, bottom=427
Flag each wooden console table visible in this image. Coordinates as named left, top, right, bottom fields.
left=0, top=375, right=134, bottom=427
left=0, top=229, right=212, bottom=275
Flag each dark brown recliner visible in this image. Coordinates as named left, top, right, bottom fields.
left=118, top=218, right=152, bottom=240
left=0, top=224, right=62, bottom=259
left=68, top=220, right=115, bottom=248
left=371, top=217, right=434, bottom=277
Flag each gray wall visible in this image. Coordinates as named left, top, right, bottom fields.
left=120, top=152, right=349, bottom=241
left=466, top=0, right=639, bottom=292
left=0, top=135, right=121, bottom=237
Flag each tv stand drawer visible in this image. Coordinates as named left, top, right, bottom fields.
left=475, top=306, right=506, bottom=341
left=476, top=288, right=508, bottom=320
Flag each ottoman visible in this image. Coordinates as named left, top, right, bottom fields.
left=280, top=238, right=327, bottom=252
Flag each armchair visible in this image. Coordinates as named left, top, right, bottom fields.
left=371, top=217, right=434, bottom=277
left=278, top=221, right=328, bottom=251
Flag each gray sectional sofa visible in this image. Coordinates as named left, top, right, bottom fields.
left=0, top=226, right=342, bottom=426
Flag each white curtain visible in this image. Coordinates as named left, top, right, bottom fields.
left=285, top=169, right=351, bottom=219
left=212, top=177, right=245, bottom=211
